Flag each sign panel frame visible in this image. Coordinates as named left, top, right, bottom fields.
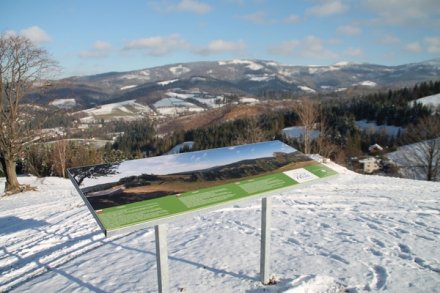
left=68, top=140, right=338, bottom=237
left=68, top=140, right=339, bottom=291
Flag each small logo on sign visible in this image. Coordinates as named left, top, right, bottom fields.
left=283, top=169, right=319, bottom=183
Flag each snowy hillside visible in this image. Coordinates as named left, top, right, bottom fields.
left=414, top=93, right=440, bottom=108
left=28, top=58, right=440, bottom=108
left=1, top=161, right=439, bottom=292
left=78, top=100, right=154, bottom=122
left=386, top=138, right=440, bottom=181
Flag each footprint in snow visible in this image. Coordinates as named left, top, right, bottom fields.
left=414, top=220, right=427, bottom=227
left=365, top=265, right=388, bottom=291
left=365, top=247, right=383, bottom=257
left=398, top=243, right=411, bottom=254
left=396, top=243, right=413, bottom=260
left=414, top=257, right=440, bottom=273
left=368, top=237, right=385, bottom=248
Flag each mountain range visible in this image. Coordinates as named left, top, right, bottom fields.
left=29, top=58, right=440, bottom=110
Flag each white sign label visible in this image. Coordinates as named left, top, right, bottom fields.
left=283, top=168, right=319, bottom=183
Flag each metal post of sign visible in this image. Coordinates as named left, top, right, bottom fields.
left=155, top=224, right=169, bottom=293
left=260, top=196, right=272, bottom=284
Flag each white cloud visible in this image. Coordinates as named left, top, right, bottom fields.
left=79, top=41, right=112, bottom=58
left=93, top=40, right=111, bottom=50
left=337, top=25, right=361, bottom=36
left=168, top=0, right=211, bottom=14
left=124, top=34, right=188, bottom=56
left=241, top=11, right=268, bottom=24
left=404, top=42, right=422, bottom=53
left=402, top=37, right=440, bottom=54
left=226, top=0, right=263, bottom=4
left=193, top=39, right=246, bottom=55
left=302, top=36, right=339, bottom=59
left=425, top=37, right=440, bottom=53
left=284, top=15, right=300, bottom=24
left=19, top=26, right=51, bottom=44
left=268, top=36, right=338, bottom=60
left=268, top=40, right=299, bottom=56
left=328, top=38, right=342, bottom=45
left=344, top=47, right=363, bottom=57
left=380, top=34, right=401, bottom=44
left=226, top=0, right=245, bottom=4
left=364, top=0, right=440, bottom=25
left=307, top=1, right=347, bottom=16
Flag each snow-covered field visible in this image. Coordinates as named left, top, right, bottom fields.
left=79, top=100, right=154, bottom=122
left=354, top=81, right=377, bottom=87
left=1, top=161, right=439, bottom=292
left=355, top=120, right=403, bottom=137
left=219, top=60, right=264, bottom=71
left=385, top=138, right=440, bottom=181
left=154, top=90, right=230, bottom=115
left=282, top=127, right=320, bottom=140
left=154, top=97, right=205, bottom=116
left=239, top=97, right=259, bottom=104
left=298, top=86, right=317, bottom=94
left=414, top=93, right=440, bottom=108
left=120, top=85, right=137, bottom=90
left=49, top=98, right=77, bottom=109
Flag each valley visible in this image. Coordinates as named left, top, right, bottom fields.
left=14, top=59, right=440, bottom=183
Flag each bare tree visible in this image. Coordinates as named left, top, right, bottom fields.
left=292, top=97, right=319, bottom=154
left=51, top=139, right=69, bottom=178
left=402, top=116, right=440, bottom=181
left=316, top=107, right=339, bottom=160
left=0, top=33, right=57, bottom=193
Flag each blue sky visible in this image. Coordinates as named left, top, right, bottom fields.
left=2, top=0, right=440, bottom=77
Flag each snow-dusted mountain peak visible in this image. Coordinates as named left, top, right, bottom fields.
left=218, top=59, right=264, bottom=70
left=31, top=58, right=440, bottom=108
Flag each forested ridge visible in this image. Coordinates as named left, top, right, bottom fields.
left=14, top=80, right=440, bottom=179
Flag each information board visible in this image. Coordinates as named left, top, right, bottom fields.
left=68, top=140, right=338, bottom=236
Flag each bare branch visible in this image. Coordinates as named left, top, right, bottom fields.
left=0, top=33, right=59, bottom=192
left=292, top=97, right=319, bottom=154
left=401, top=116, right=440, bottom=181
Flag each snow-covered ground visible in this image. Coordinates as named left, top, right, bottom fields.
left=298, top=86, right=317, bottom=94
left=247, top=74, right=275, bottom=82
left=79, top=100, right=154, bottom=123
left=154, top=97, right=205, bottom=116
left=193, top=96, right=224, bottom=108
left=1, top=161, right=439, bottom=292
left=385, top=138, right=440, bottom=181
left=354, top=81, right=377, bottom=87
left=49, top=98, right=77, bottom=109
left=165, top=92, right=196, bottom=100
left=219, top=60, right=264, bottom=71
left=239, top=97, right=260, bottom=104
left=169, top=65, right=190, bottom=76
left=356, top=120, right=403, bottom=137
left=282, top=127, right=320, bottom=140
left=157, top=79, right=179, bottom=86
left=120, top=84, right=137, bottom=90
left=414, top=93, right=440, bottom=108
left=166, top=141, right=194, bottom=154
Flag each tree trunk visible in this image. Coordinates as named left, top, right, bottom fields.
left=1, top=157, right=20, bottom=193
left=304, top=128, right=311, bottom=154
left=427, top=152, right=433, bottom=181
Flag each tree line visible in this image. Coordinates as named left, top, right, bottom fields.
left=16, top=80, right=440, bottom=179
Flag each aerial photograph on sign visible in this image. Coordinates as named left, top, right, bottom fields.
left=68, top=141, right=337, bottom=232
